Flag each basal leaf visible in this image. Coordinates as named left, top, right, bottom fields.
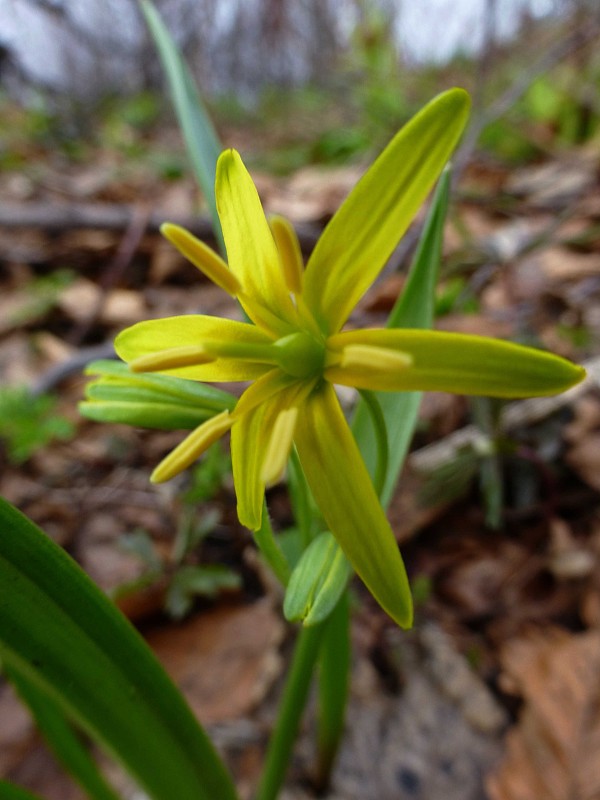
left=0, top=498, right=238, bottom=800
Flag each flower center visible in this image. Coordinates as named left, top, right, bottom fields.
left=273, top=332, right=325, bottom=379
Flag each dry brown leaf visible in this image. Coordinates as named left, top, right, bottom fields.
left=146, top=599, right=285, bottom=724
left=538, top=246, right=600, bottom=282
left=57, top=278, right=100, bottom=321
left=566, top=431, right=600, bottom=491
left=488, top=627, right=600, bottom=800
left=564, top=396, right=600, bottom=442
left=505, top=153, right=597, bottom=207
left=101, top=289, right=145, bottom=325
left=547, top=517, right=595, bottom=581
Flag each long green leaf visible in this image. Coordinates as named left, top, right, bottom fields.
left=315, top=591, right=350, bottom=790
left=352, top=167, right=451, bottom=507
left=0, top=498, right=238, bottom=800
left=0, top=782, right=45, bottom=800
left=140, top=0, right=224, bottom=251
left=5, top=665, right=121, bottom=800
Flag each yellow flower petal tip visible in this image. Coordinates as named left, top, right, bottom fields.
left=261, top=406, right=298, bottom=486
left=150, top=410, right=233, bottom=483
left=270, top=215, right=304, bottom=295
left=160, top=222, right=242, bottom=297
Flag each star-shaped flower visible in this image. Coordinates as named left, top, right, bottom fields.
left=115, top=89, right=584, bottom=626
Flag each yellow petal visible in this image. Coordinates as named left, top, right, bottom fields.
left=303, top=88, right=470, bottom=334
left=269, top=215, right=304, bottom=295
left=326, top=329, right=586, bottom=397
left=151, top=410, right=233, bottom=483
left=160, top=223, right=241, bottom=296
left=261, top=406, right=298, bottom=486
left=231, top=378, right=312, bottom=530
left=216, top=150, right=297, bottom=333
left=115, top=315, right=274, bottom=382
left=294, top=382, right=413, bottom=628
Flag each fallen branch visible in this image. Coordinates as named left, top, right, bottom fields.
left=0, top=201, right=320, bottom=250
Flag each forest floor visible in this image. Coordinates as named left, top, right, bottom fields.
left=1, top=98, right=600, bottom=800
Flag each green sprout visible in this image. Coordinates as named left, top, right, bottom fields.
left=0, top=387, right=75, bottom=463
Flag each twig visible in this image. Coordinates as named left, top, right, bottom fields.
left=0, top=201, right=320, bottom=251
left=67, top=204, right=151, bottom=346
left=31, top=341, right=115, bottom=397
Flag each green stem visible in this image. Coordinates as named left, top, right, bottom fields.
left=357, top=390, right=389, bottom=499
left=315, top=590, right=350, bottom=791
left=288, top=449, right=315, bottom=550
left=255, top=624, right=325, bottom=800
left=253, top=501, right=291, bottom=586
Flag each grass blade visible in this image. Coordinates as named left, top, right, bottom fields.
left=5, top=665, right=121, bottom=800
left=0, top=782, right=46, bottom=800
left=140, top=0, right=224, bottom=251
left=0, top=498, right=238, bottom=800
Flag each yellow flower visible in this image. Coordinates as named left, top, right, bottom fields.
left=115, top=89, right=584, bottom=627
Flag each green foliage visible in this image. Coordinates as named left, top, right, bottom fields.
left=0, top=387, right=75, bottom=464
left=140, top=0, right=224, bottom=250
left=110, top=91, right=162, bottom=131
left=0, top=497, right=239, bottom=800
left=523, top=69, right=600, bottom=145
left=115, top=444, right=240, bottom=620
left=478, top=117, right=543, bottom=163
left=0, top=92, right=90, bottom=162
left=345, top=1, right=408, bottom=136
left=434, top=276, right=480, bottom=317
left=5, top=664, right=121, bottom=800
left=80, top=359, right=236, bottom=431
left=479, top=60, right=600, bottom=162
left=0, top=781, right=45, bottom=800
left=184, top=443, right=232, bottom=504
left=165, top=564, right=240, bottom=620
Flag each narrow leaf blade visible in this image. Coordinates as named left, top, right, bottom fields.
left=140, top=0, right=224, bottom=250
left=0, top=782, right=46, bottom=800
left=0, top=498, right=238, bottom=800
left=5, top=665, right=121, bottom=800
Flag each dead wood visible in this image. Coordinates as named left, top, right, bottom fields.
left=0, top=201, right=320, bottom=250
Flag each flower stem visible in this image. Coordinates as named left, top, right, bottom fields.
left=357, top=389, right=389, bottom=499
left=315, top=590, right=350, bottom=792
left=255, top=623, right=325, bottom=800
left=288, top=449, right=315, bottom=550
left=253, top=501, right=291, bottom=586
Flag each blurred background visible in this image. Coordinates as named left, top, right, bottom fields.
left=2, top=0, right=598, bottom=158
left=2, top=2, right=600, bottom=799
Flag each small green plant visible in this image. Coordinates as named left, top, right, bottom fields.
left=116, top=511, right=240, bottom=621
left=0, top=387, right=75, bottom=464
left=115, top=444, right=240, bottom=620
